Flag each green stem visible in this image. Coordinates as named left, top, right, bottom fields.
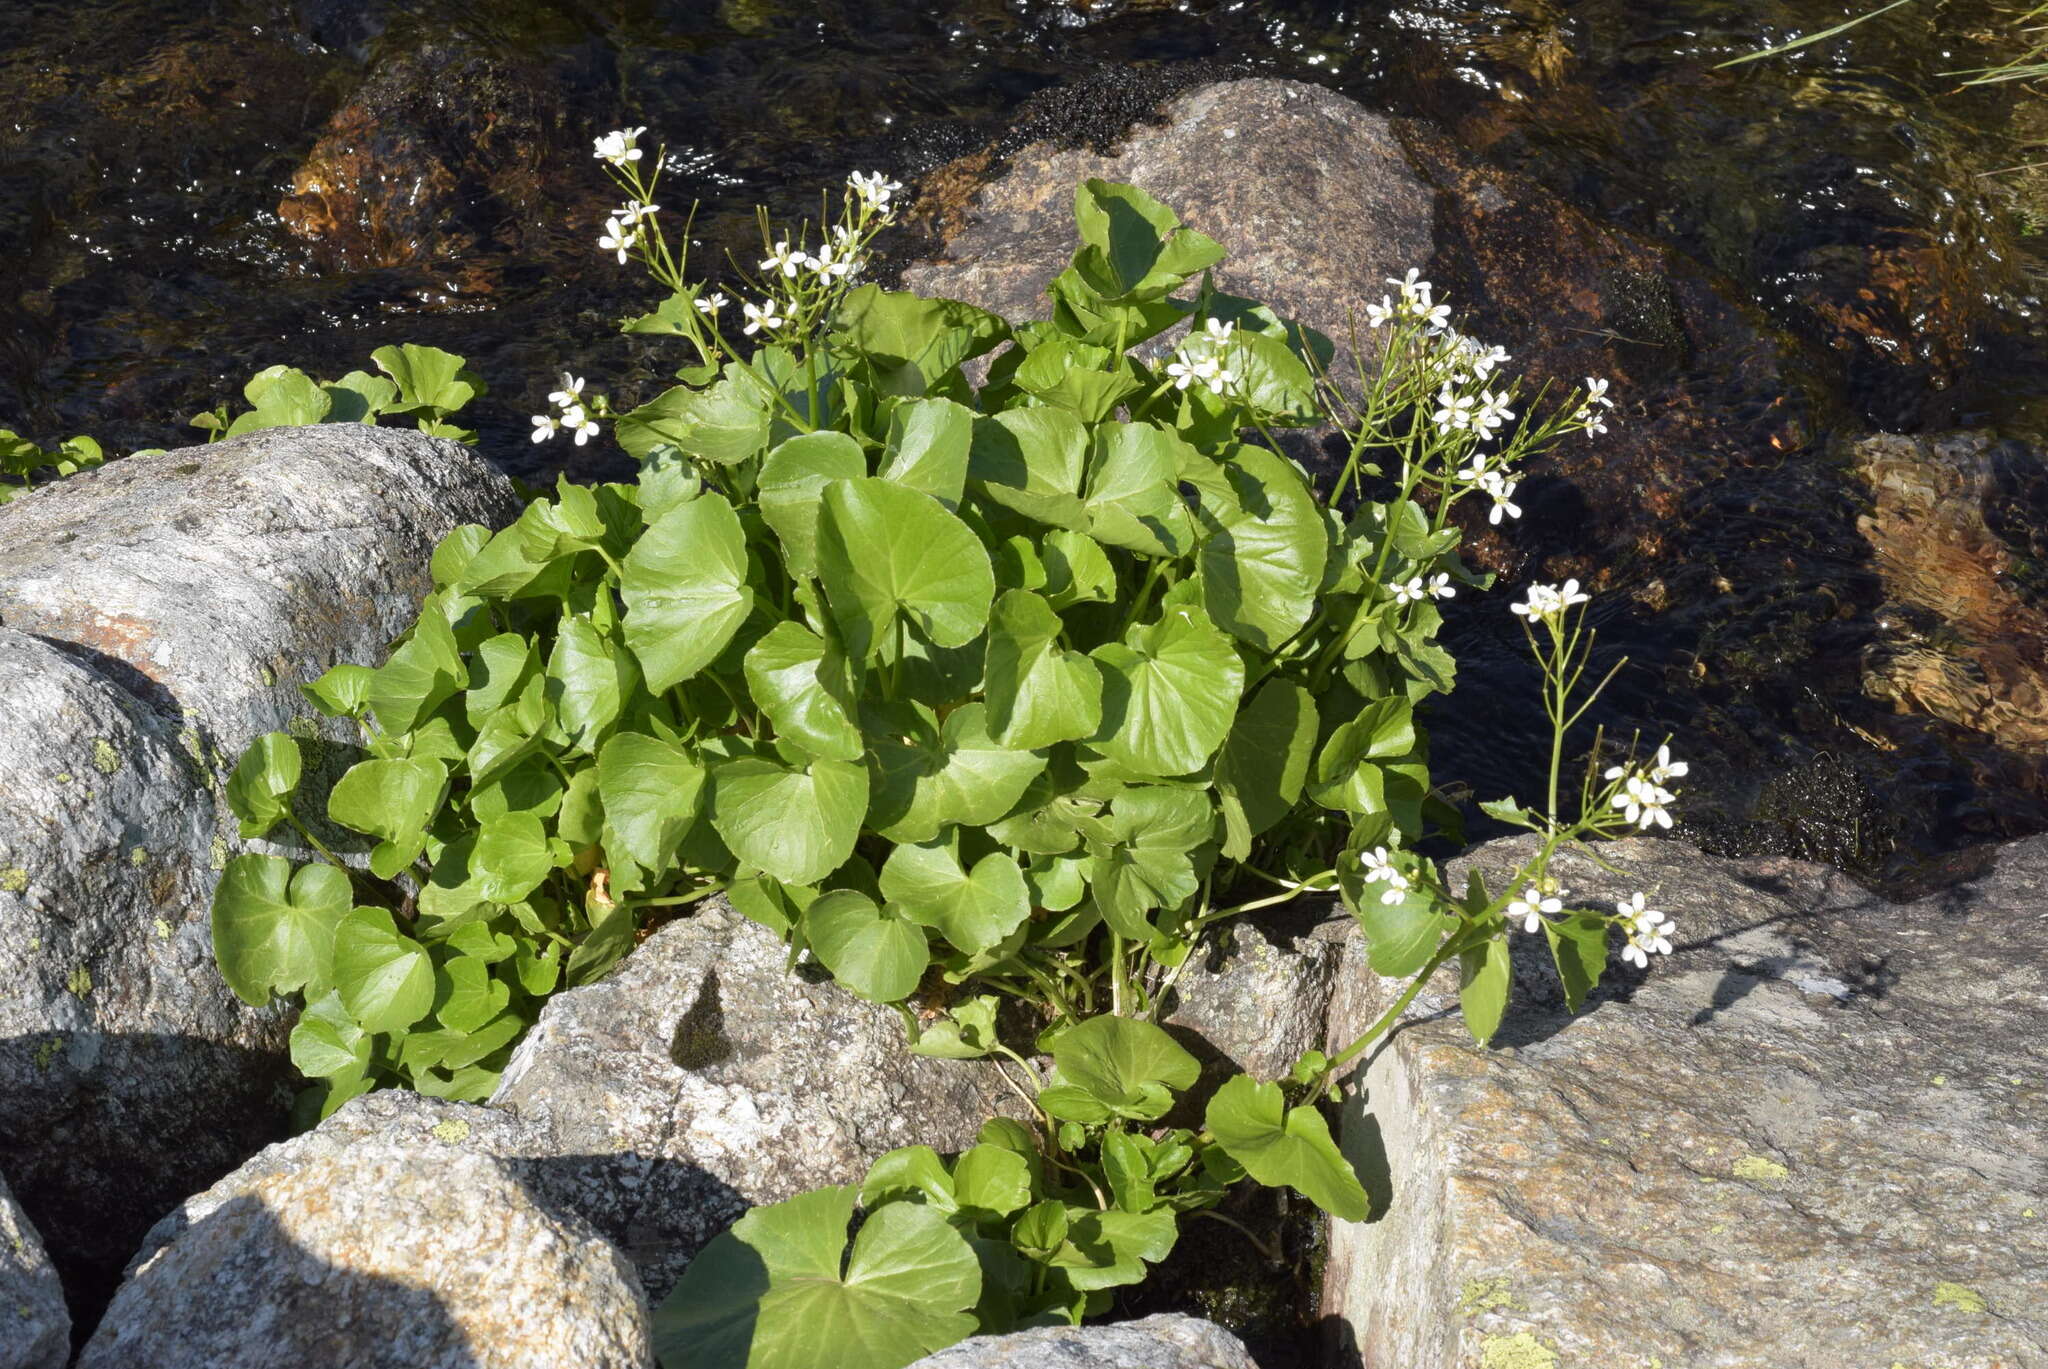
left=630, top=881, right=727, bottom=909
left=1318, top=933, right=1467, bottom=1086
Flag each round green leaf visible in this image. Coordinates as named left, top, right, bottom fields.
left=743, top=621, right=862, bottom=761
left=1082, top=421, right=1195, bottom=558
left=653, top=1185, right=979, bottom=1369
left=331, top=907, right=435, bottom=1034
left=805, top=890, right=930, bottom=1004
left=866, top=704, right=1046, bottom=845
left=621, top=493, right=754, bottom=692
left=225, top=732, right=302, bottom=839
left=968, top=408, right=1090, bottom=529
left=547, top=615, right=640, bottom=756
left=210, top=855, right=351, bottom=1005
left=1204, top=1075, right=1368, bottom=1221
left=879, top=842, right=1029, bottom=955
left=596, top=731, right=707, bottom=890
left=816, top=477, right=994, bottom=661
left=471, top=812, right=561, bottom=904
left=984, top=589, right=1103, bottom=750
left=327, top=757, right=447, bottom=880
left=1188, top=444, right=1326, bottom=650
left=1049, top=1013, right=1199, bottom=1113
left=879, top=397, right=974, bottom=508
left=710, top=752, right=868, bottom=886
left=432, top=954, right=514, bottom=1035
left=289, top=990, right=372, bottom=1081
left=1090, top=605, right=1244, bottom=777
left=1086, top=786, right=1213, bottom=939
left=758, top=431, right=868, bottom=576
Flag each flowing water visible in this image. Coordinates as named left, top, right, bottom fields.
left=4, top=0, right=2046, bottom=1354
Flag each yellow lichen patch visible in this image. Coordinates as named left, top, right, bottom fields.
left=430, top=1118, right=471, bottom=1144
left=32, top=1037, right=62, bottom=1071
left=91, top=738, right=121, bottom=775
left=67, top=965, right=92, bottom=998
left=0, top=867, right=26, bottom=893
left=1480, top=1332, right=1558, bottom=1369
left=1732, top=1154, right=1789, bottom=1182
left=153, top=918, right=174, bottom=939
left=1458, top=1276, right=1524, bottom=1317
left=1932, top=1282, right=1988, bottom=1314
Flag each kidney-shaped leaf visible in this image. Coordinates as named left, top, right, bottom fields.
left=805, top=890, right=930, bottom=1005
left=1091, top=605, right=1244, bottom=777
left=1204, top=1075, right=1368, bottom=1221
left=743, top=621, right=862, bottom=761
left=817, top=477, right=993, bottom=661
left=331, top=907, right=435, bottom=1035
left=1189, top=444, right=1326, bottom=651
left=879, top=842, right=1029, bottom=956
left=983, top=589, right=1103, bottom=750
left=1050, top=1014, right=1199, bottom=1114
left=327, top=757, right=446, bottom=880
left=758, top=431, right=868, bottom=576
left=653, top=1185, right=979, bottom=1369
left=621, top=492, right=755, bottom=692
left=597, top=731, right=707, bottom=887
left=867, top=704, right=1045, bottom=845
left=710, top=752, right=867, bottom=886
left=211, top=855, right=351, bottom=1005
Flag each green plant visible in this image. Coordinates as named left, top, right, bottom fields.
left=0, top=430, right=107, bottom=503
left=188, top=343, right=485, bottom=444
left=211, top=142, right=1689, bottom=1362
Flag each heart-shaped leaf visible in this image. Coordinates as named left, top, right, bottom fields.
left=968, top=408, right=1089, bottom=529
left=327, top=757, right=447, bottom=880
left=983, top=589, right=1103, bottom=750
left=432, top=955, right=514, bottom=1034
left=1085, top=786, right=1213, bottom=939
left=331, top=907, right=435, bottom=1034
left=597, top=731, right=706, bottom=890
left=758, top=431, right=868, bottom=576
left=817, top=477, right=993, bottom=661
left=710, top=752, right=867, bottom=886
left=1082, top=422, right=1195, bottom=558
left=289, top=990, right=372, bottom=1081
left=804, top=890, right=930, bottom=1004
left=743, top=621, right=862, bottom=761
left=1187, top=444, right=1326, bottom=651
left=866, top=704, right=1045, bottom=845
left=1204, top=1075, right=1368, bottom=1220
left=613, top=370, right=770, bottom=464
left=211, top=855, right=351, bottom=1005
left=1091, top=605, right=1243, bottom=778
left=225, top=732, right=303, bottom=839
left=879, top=842, right=1030, bottom=955
left=879, top=397, right=974, bottom=508
left=472, top=812, right=561, bottom=904
left=1049, top=1013, right=1199, bottom=1114
left=547, top=615, right=640, bottom=756
left=621, top=492, right=754, bottom=691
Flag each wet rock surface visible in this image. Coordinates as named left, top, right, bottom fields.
left=489, top=897, right=1029, bottom=1301
left=83, top=1146, right=655, bottom=1369
left=0, top=426, right=520, bottom=1320
left=0, top=1169, right=68, bottom=1369
left=907, top=1313, right=1262, bottom=1368
left=1320, top=834, right=2048, bottom=1368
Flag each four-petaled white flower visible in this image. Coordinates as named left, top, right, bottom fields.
left=560, top=404, right=600, bottom=447
left=1392, top=576, right=1429, bottom=606
left=597, top=216, right=640, bottom=265
left=1203, top=317, right=1235, bottom=343
left=618, top=199, right=659, bottom=224
left=1647, top=744, right=1688, bottom=785
left=849, top=170, right=903, bottom=211
left=811, top=245, right=858, bottom=281
left=547, top=373, right=585, bottom=408
left=694, top=291, right=729, bottom=315
left=1473, top=391, right=1515, bottom=438
left=1619, top=892, right=1677, bottom=966
left=741, top=300, right=786, bottom=336
left=1508, top=885, right=1566, bottom=933
left=1166, top=352, right=1235, bottom=397
left=1511, top=578, right=1590, bottom=624
left=593, top=127, right=646, bottom=166
left=1366, top=295, right=1396, bottom=329
left=1426, top=572, right=1455, bottom=600
left=1388, top=268, right=1430, bottom=304
left=760, top=240, right=809, bottom=278
left=1432, top=384, right=1475, bottom=434
left=1360, top=846, right=1400, bottom=884
left=1478, top=470, right=1522, bottom=524
left=1584, top=376, right=1615, bottom=408
left=529, top=413, right=559, bottom=444
left=1416, top=299, right=1451, bottom=333
left=1612, top=773, right=1676, bottom=830
left=1579, top=377, right=1617, bottom=435
left=1467, top=341, right=1510, bottom=379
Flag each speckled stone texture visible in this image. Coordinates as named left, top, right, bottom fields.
left=1161, top=899, right=1348, bottom=1093
left=908, top=1313, right=1261, bottom=1368
left=0, top=428, right=520, bottom=1315
left=486, top=898, right=1029, bottom=1300
left=1320, top=834, right=2048, bottom=1368
left=0, top=1168, right=68, bottom=1369
left=80, top=1146, right=654, bottom=1369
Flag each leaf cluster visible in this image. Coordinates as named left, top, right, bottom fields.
left=0, top=430, right=106, bottom=503
left=188, top=343, right=485, bottom=444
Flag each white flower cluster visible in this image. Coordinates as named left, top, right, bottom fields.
left=592, top=127, right=647, bottom=168
left=1392, top=572, right=1455, bottom=606
left=1617, top=891, right=1676, bottom=967
left=1508, top=883, right=1566, bottom=933
left=532, top=373, right=600, bottom=446
left=1510, top=578, right=1591, bottom=625
left=1359, top=845, right=1410, bottom=905
left=1577, top=376, right=1618, bottom=436
left=1367, top=269, right=1451, bottom=333
left=1604, top=744, right=1686, bottom=831
left=1432, top=383, right=1514, bottom=440
left=597, top=200, right=658, bottom=265
left=848, top=171, right=903, bottom=215
left=1165, top=317, right=1239, bottom=398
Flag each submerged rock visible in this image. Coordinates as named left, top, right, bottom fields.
left=1319, top=834, right=2048, bottom=1367
left=0, top=426, right=519, bottom=1315
left=0, top=1169, right=68, bottom=1369
left=908, top=1313, right=1262, bottom=1368
left=82, top=1146, right=654, bottom=1369
left=490, top=898, right=1028, bottom=1300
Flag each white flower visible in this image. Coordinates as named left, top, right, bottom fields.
left=547, top=373, right=585, bottom=408
left=1473, top=391, right=1515, bottom=438
left=1508, top=885, right=1566, bottom=933
left=593, top=127, right=647, bottom=166
left=1387, top=268, right=1430, bottom=304
left=1365, top=295, right=1396, bottom=329
left=1511, top=578, right=1590, bottom=624
left=1579, top=377, right=1617, bottom=435
left=529, top=413, right=559, bottom=444
left=1612, top=773, right=1677, bottom=830
left=1647, top=744, right=1688, bottom=785
left=1455, top=456, right=1491, bottom=483
left=1466, top=341, right=1510, bottom=379
left=1416, top=300, right=1452, bottom=333
left=597, top=216, right=639, bottom=265
left=1165, top=358, right=1202, bottom=391
left=694, top=291, right=729, bottom=315
left=811, top=245, right=858, bottom=280
left=1584, top=409, right=1610, bottom=437
left=560, top=405, right=599, bottom=447
left=760, top=240, right=809, bottom=278
left=1432, top=384, right=1475, bottom=434
left=1166, top=351, right=1234, bottom=397
left=1478, top=470, right=1522, bottom=524
left=1378, top=870, right=1412, bottom=905
left=741, top=299, right=786, bottom=336
left=1619, top=892, right=1676, bottom=966
left=1360, top=846, right=1400, bottom=884
left=1584, top=376, right=1614, bottom=408
left=849, top=170, right=903, bottom=212
left=1203, top=317, right=1236, bottom=343
left=1393, top=576, right=1428, bottom=606
left=1426, top=572, right=1455, bottom=600
left=618, top=199, right=659, bottom=224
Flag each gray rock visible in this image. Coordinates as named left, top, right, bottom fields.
left=81, top=1145, right=654, bottom=1369
left=490, top=898, right=1028, bottom=1299
left=0, top=1168, right=68, bottom=1369
left=908, top=1314, right=1261, bottom=1368
left=1319, top=834, right=2048, bottom=1368
left=0, top=426, right=521, bottom=1311
left=904, top=78, right=1434, bottom=400
left=1161, top=899, right=1347, bottom=1086
left=0, top=425, right=521, bottom=756
left=0, top=627, right=293, bottom=1311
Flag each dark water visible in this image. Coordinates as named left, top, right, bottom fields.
left=5, top=2, right=2044, bottom=866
